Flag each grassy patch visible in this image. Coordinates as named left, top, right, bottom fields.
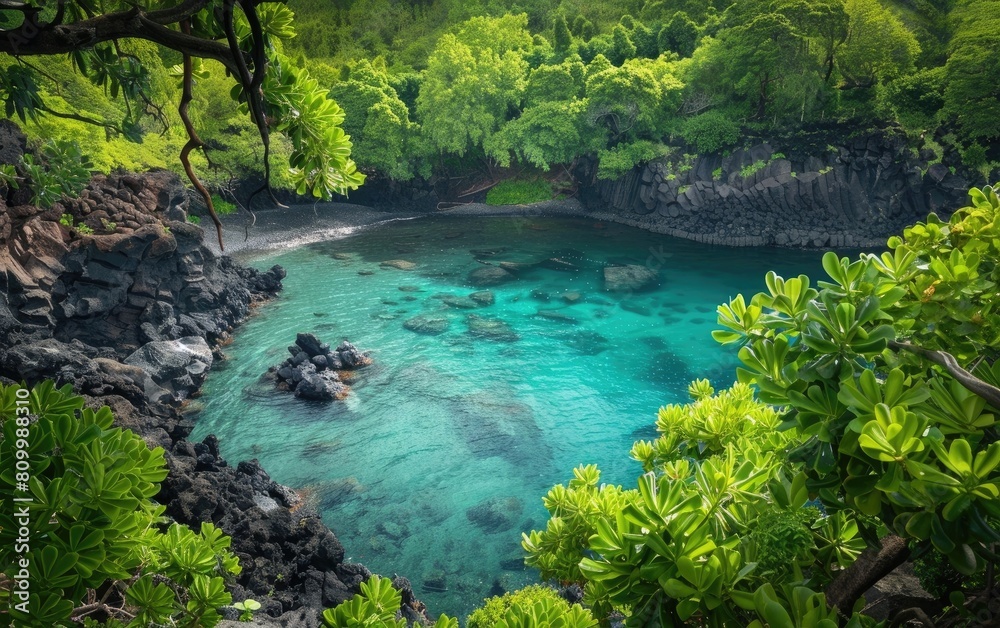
left=485, top=178, right=553, bottom=206
left=211, top=193, right=238, bottom=215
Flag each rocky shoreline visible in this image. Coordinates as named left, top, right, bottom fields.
left=0, top=171, right=432, bottom=626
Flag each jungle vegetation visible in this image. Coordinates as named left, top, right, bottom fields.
left=1, top=0, right=998, bottom=210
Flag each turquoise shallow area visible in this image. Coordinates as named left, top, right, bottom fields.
left=190, top=216, right=826, bottom=618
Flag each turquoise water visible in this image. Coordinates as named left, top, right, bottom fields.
left=190, top=215, right=827, bottom=618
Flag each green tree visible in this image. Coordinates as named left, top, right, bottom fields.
left=553, top=13, right=573, bottom=57
left=0, top=0, right=363, bottom=247
left=486, top=99, right=603, bottom=170
left=837, top=0, right=920, bottom=88
left=659, top=11, right=700, bottom=57
left=941, top=3, right=1000, bottom=141
left=416, top=15, right=531, bottom=156
left=329, top=59, right=421, bottom=180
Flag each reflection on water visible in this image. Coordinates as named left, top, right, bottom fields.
left=191, top=216, right=826, bottom=618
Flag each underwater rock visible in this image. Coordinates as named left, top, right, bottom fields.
left=358, top=270, right=375, bottom=276
left=403, top=314, right=450, bottom=335
left=467, top=314, right=519, bottom=342
left=469, top=290, right=495, bottom=306
left=535, top=309, right=579, bottom=324
left=539, top=257, right=579, bottom=272
left=380, top=259, right=416, bottom=270
left=561, top=291, right=583, bottom=304
left=620, top=300, right=654, bottom=316
left=530, top=289, right=550, bottom=302
left=331, top=252, right=353, bottom=261
left=497, top=261, right=534, bottom=274
left=398, top=285, right=422, bottom=292
left=376, top=521, right=409, bottom=541
left=561, top=330, right=611, bottom=355
left=603, top=264, right=658, bottom=292
left=441, top=295, right=480, bottom=309
left=470, top=247, right=506, bottom=257
left=449, top=391, right=549, bottom=467
left=466, top=496, right=524, bottom=534
left=468, top=265, right=516, bottom=286
left=269, top=334, right=370, bottom=400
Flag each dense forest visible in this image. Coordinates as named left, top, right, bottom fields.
left=1, top=0, right=998, bottom=206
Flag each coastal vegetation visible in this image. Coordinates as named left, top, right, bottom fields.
left=2, top=0, right=1000, bottom=626
left=1, top=0, right=998, bottom=211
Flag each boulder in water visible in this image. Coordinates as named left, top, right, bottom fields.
left=380, top=259, right=416, bottom=270
left=270, top=334, right=370, bottom=400
left=467, top=314, right=519, bottom=342
left=441, top=295, right=480, bottom=309
left=403, top=314, right=450, bottom=335
left=466, top=496, right=523, bottom=534
left=469, top=290, right=495, bottom=306
left=468, top=266, right=516, bottom=286
left=603, top=264, right=658, bottom=292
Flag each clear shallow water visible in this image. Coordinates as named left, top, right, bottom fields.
left=191, top=216, right=827, bottom=618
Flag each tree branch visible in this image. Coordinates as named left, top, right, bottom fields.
left=889, top=341, right=1000, bottom=408
left=826, top=534, right=910, bottom=616
left=177, top=18, right=224, bottom=250
left=0, top=6, right=243, bottom=76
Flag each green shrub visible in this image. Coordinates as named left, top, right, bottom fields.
left=485, top=178, right=553, bottom=206
left=596, top=140, right=668, bottom=180
left=739, top=159, right=767, bottom=178
left=322, top=575, right=456, bottom=628
left=188, top=214, right=202, bottom=224
left=467, top=585, right=592, bottom=628
left=0, top=381, right=240, bottom=627
left=14, top=140, right=93, bottom=208
left=678, top=110, right=741, bottom=154
left=211, top=193, right=238, bottom=215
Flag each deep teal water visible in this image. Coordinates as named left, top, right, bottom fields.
left=190, top=216, right=827, bottom=619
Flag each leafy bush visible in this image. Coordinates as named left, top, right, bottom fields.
left=739, top=159, right=767, bottom=179
left=485, top=178, right=553, bottom=205
left=596, top=141, right=668, bottom=180
left=467, top=585, right=596, bottom=628
left=11, top=140, right=94, bottom=208
left=524, top=185, right=1000, bottom=624
left=210, top=193, right=238, bottom=216
left=322, top=575, right=456, bottom=627
left=678, top=111, right=741, bottom=154
left=0, top=382, right=240, bottom=627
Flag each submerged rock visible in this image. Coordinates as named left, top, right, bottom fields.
left=535, top=309, right=579, bottom=324
left=403, top=314, right=450, bottom=335
left=603, top=264, right=658, bottom=292
left=561, top=291, right=584, bottom=304
left=270, top=334, right=370, bottom=400
left=467, top=314, right=519, bottom=342
left=441, top=295, right=480, bottom=309
left=380, top=259, right=416, bottom=270
left=468, top=266, right=516, bottom=286
left=469, top=290, right=495, bottom=306
left=466, top=496, right=524, bottom=534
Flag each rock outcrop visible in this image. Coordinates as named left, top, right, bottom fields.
left=0, top=171, right=430, bottom=625
left=584, top=129, right=973, bottom=248
left=270, top=334, right=370, bottom=401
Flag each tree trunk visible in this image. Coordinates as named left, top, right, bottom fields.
left=825, top=534, right=911, bottom=615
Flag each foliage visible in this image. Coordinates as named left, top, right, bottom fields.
left=0, top=381, right=241, bottom=627
left=233, top=599, right=261, bottom=622
left=678, top=110, right=741, bottom=154
left=0, top=1, right=363, bottom=208
left=211, top=194, right=238, bottom=216
left=321, top=575, right=457, bottom=628
left=523, top=184, right=1000, bottom=624
left=596, top=140, right=668, bottom=180
left=416, top=15, right=531, bottom=156
left=838, top=0, right=921, bottom=88
left=485, top=178, right=553, bottom=205
left=4, top=140, right=94, bottom=208
left=467, top=585, right=597, bottom=628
